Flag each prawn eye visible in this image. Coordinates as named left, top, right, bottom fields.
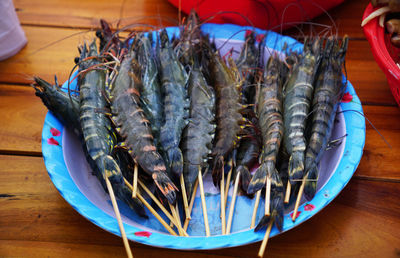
left=74, top=57, right=80, bottom=64
left=95, top=30, right=103, bottom=39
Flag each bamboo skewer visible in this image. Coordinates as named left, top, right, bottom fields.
left=198, top=167, right=211, bottom=236
left=224, top=160, right=233, bottom=206
left=292, top=176, right=307, bottom=221
left=175, top=203, right=182, bottom=230
left=136, top=191, right=178, bottom=236
left=220, top=166, right=226, bottom=235
left=257, top=219, right=274, bottom=258
left=284, top=181, right=291, bottom=204
left=124, top=178, right=179, bottom=235
left=105, top=177, right=133, bottom=258
left=183, top=179, right=199, bottom=231
left=132, top=163, right=138, bottom=198
left=169, top=203, right=185, bottom=236
left=265, top=178, right=271, bottom=216
left=226, top=171, right=240, bottom=234
left=180, top=174, right=191, bottom=221
left=126, top=178, right=176, bottom=228
left=251, top=190, right=262, bottom=228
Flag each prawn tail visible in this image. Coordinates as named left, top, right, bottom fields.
left=167, top=147, right=184, bottom=178
left=271, top=191, right=284, bottom=232
left=288, top=151, right=304, bottom=184
left=304, top=165, right=319, bottom=201
left=102, top=155, right=123, bottom=185
left=247, top=163, right=267, bottom=195
left=254, top=191, right=284, bottom=232
left=254, top=214, right=271, bottom=232
left=116, top=184, right=149, bottom=219
left=152, top=171, right=178, bottom=205
left=101, top=155, right=148, bottom=218
left=238, top=165, right=252, bottom=194
left=212, top=155, right=224, bottom=187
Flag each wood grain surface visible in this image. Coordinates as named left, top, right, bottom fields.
left=1, top=0, right=400, bottom=257
left=0, top=156, right=399, bottom=257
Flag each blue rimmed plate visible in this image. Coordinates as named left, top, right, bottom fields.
left=41, top=23, right=365, bottom=250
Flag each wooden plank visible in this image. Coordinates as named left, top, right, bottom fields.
left=0, top=26, right=87, bottom=86
left=0, top=25, right=396, bottom=106
left=282, top=0, right=370, bottom=39
left=356, top=105, right=400, bottom=180
left=0, top=85, right=46, bottom=155
left=14, top=0, right=370, bottom=39
left=15, top=0, right=181, bottom=29
left=346, top=40, right=397, bottom=106
left=0, top=240, right=232, bottom=258
left=1, top=85, right=400, bottom=180
left=0, top=155, right=399, bottom=257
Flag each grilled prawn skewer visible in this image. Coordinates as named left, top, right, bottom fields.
left=158, top=29, right=190, bottom=178
left=251, top=55, right=285, bottom=234
left=136, top=34, right=163, bottom=147
left=77, top=41, right=133, bottom=258
left=110, top=47, right=177, bottom=204
left=283, top=38, right=321, bottom=184
left=303, top=36, right=349, bottom=200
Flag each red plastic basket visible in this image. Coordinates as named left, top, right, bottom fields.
left=363, top=3, right=400, bottom=106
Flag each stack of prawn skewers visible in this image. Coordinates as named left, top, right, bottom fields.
left=32, top=11, right=349, bottom=258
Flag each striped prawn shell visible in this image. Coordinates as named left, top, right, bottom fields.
left=304, top=36, right=348, bottom=200
left=210, top=54, right=244, bottom=186
left=247, top=55, right=284, bottom=194
left=136, top=35, right=163, bottom=147
left=78, top=42, right=118, bottom=176
left=158, top=29, right=189, bottom=178
left=181, top=67, right=216, bottom=198
left=111, top=51, right=177, bottom=204
left=283, top=38, right=322, bottom=184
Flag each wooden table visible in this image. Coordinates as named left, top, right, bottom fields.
left=1, top=0, right=399, bottom=257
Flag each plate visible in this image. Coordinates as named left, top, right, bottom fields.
left=41, top=23, right=365, bottom=250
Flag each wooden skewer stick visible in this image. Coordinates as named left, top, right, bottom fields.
left=265, top=177, right=271, bottom=216
left=105, top=177, right=133, bottom=258
left=180, top=174, right=191, bottom=221
left=175, top=202, right=183, bottom=229
left=125, top=178, right=177, bottom=228
left=257, top=219, right=274, bottom=258
left=220, top=166, right=226, bottom=235
left=183, top=179, right=199, bottom=231
left=224, top=160, right=233, bottom=206
left=132, top=163, right=138, bottom=198
left=251, top=190, right=262, bottom=228
left=124, top=178, right=180, bottom=235
left=135, top=191, right=178, bottom=236
left=176, top=203, right=189, bottom=237
left=226, top=171, right=240, bottom=234
left=197, top=167, right=211, bottom=236
left=169, top=203, right=185, bottom=236
left=292, top=176, right=307, bottom=222
left=284, top=181, right=291, bottom=204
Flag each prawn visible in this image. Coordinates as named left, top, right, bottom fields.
left=303, top=36, right=348, bottom=200
left=110, top=46, right=177, bottom=204
left=283, top=38, right=322, bottom=184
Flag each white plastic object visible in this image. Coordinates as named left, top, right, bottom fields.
left=0, top=0, right=27, bottom=61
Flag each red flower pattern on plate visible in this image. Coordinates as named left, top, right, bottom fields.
left=50, top=128, right=61, bottom=136
left=245, top=29, right=252, bottom=38
left=304, top=204, right=315, bottom=211
left=47, top=137, right=60, bottom=146
left=256, top=34, right=265, bottom=43
left=134, top=231, right=152, bottom=237
left=341, top=92, right=353, bottom=103
left=290, top=211, right=301, bottom=219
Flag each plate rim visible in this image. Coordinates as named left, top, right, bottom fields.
left=41, top=23, right=366, bottom=250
